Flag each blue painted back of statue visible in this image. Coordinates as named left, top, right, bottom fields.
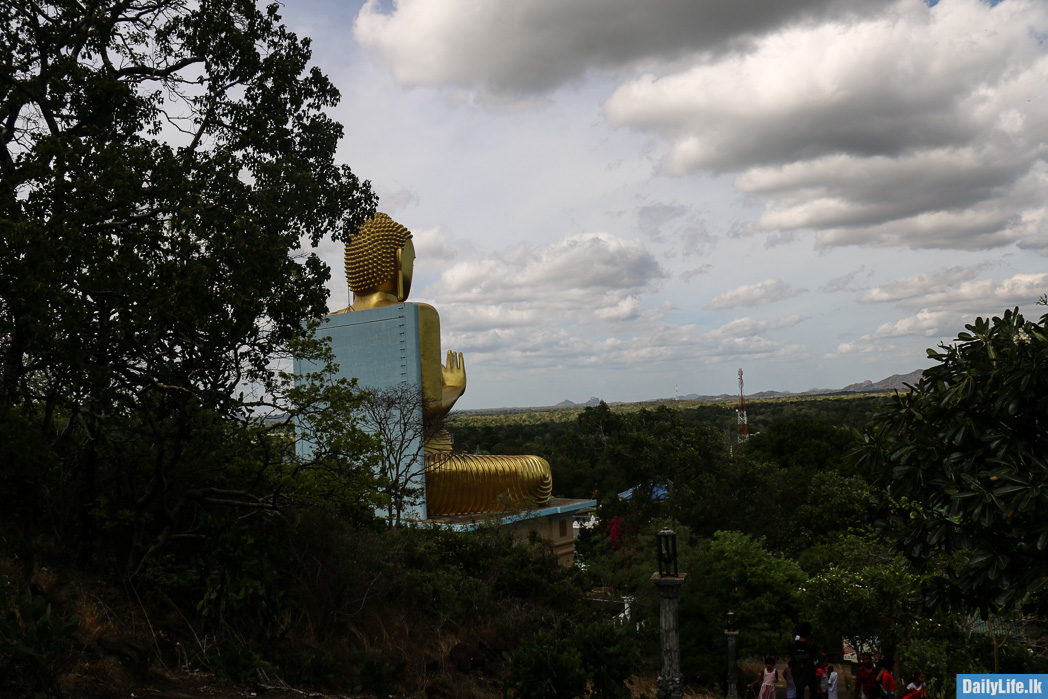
left=294, top=303, right=428, bottom=520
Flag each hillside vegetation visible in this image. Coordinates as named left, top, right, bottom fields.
left=5, top=378, right=1048, bottom=697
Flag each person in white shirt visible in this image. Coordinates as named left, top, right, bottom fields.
left=826, top=664, right=839, bottom=699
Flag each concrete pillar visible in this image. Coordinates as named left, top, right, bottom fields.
left=726, top=629, right=739, bottom=699
left=652, top=573, right=688, bottom=699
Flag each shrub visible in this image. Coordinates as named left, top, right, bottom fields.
left=0, top=576, right=81, bottom=697
left=506, top=629, right=587, bottom=699
left=574, top=619, right=641, bottom=699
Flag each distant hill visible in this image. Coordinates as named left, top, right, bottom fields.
left=554, top=396, right=603, bottom=407
left=482, top=369, right=925, bottom=414
left=652, top=369, right=924, bottom=404
left=840, top=369, right=923, bottom=393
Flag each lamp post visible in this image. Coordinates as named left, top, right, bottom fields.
left=725, top=611, right=739, bottom=699
left=652, top=529, right=687, bottom=699
left=657, top=528, right=678, bottom=576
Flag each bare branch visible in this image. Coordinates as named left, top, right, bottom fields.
left=115, top=55, right=203, bottom=79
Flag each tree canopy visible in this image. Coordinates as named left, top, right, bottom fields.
left=855, top=308, right=1048, bottom=612
left=0, top=0, right=378, bottom=572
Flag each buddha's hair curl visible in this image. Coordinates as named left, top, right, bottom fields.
left=345, top=213, right=412, bottom=292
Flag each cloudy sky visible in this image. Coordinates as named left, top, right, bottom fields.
left=284, top=0, right=1047, bottom=410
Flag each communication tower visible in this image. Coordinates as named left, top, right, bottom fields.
left=737, top=368, right=749, bottom=443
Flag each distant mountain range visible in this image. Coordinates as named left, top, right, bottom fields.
left=550, top=369, right=924, bottom=409
left=554, top=396, right=604, bottom=407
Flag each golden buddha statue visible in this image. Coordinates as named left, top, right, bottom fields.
left=338, top=213, right=552, bottom=516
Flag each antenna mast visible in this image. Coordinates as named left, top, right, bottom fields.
left=737, top=368, right=749, bottom=443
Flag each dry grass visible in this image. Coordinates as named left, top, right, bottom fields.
left=626, top=666, right=723, bottom=699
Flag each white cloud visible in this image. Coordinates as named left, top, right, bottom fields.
left=771, top=314, right=805, bottom=330
left=832, top=340, right=887, bottom=356
left=412, top=231, right=807, bottom=382
left=706, top=279, right=805, bottom=310
left=636, top=203, right=716, bottom=257
left=374, top=185, right=419, bottom=213
left=858, top=265, right=986, bottom=304
left=822, top=267, right=868, bottom=293
left=900, top=273, right=1048, bottom=312
left=817, top=270, right=1047, bottom=363
left=407, top=225, right=485, bottom=283
left=860, top=269, right=1046, bottom=312
left=873, top=309, right=950, bottom=338
left=594, top=296, right=646, bottom=322
left=449, top=315, right=805, bottom=372
left=427, top=232, right=666, bottom=311
left=680, top=265, right=712, bottom=282
left=353, top=0, right=882, bottom=96
left=604, top=0, right=1048, bottom=251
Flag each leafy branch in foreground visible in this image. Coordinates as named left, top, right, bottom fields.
left=855, top=307, right=1048, bottom=613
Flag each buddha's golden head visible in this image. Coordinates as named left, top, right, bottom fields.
left=346, top=213, right=413, bottom=296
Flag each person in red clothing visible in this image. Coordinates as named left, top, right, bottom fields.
left=855, top=654, right=879, bottom=699
left=877, top=658, right=896, bottom=699
left=902, top=672, right=925, bottom=699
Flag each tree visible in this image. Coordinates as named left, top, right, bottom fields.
left=0, top=0, right=377, bottom=571
left=356, top=382, right=431, bottom=526
left=680, top=530, right=805, bottom=678
left=854, top=308, right=1048, bottom=612
left=801, top=533, right=921, bottom=659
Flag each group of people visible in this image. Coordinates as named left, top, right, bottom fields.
left=855, top=653, right=927, bottom=699
left=749, top=623, right=928, bottom=699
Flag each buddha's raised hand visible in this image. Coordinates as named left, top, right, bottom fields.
left=441, top=350, right=466, bottom=408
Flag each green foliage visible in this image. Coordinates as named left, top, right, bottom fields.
left=555, top=403, right=733, bottom=524
left=353, top=649, right=398, bottom=698
left=800, top=537, right=921, bottom=656
left=452, top=395, right=887, bottom=504
left=196, top=520, right=285, bottom=636
left=205, top=638, right=275, bottom=684
left=297, top=649, right=343, bottom=688
left=0, top=0, right=377, bottom=574
left=355, top=382, right=429, bottom=525
left=855, top=308, right=1048, bottom=611
left=506, top=618, right=641, bottom=699
left=279, top=340, right=384, bottom=522
left=506, top=629, right=588, bottom=699
left=580, top=524, right=804, bottom=682
left=136, top=553, right=202, bottom=598
left=573, top=619, right=642, bottom=699
left=467, top=400, right=871, bottom=563
left=0, top=576, right=80, bottom=664
left=382, top=522, right=589, bottom=624
left=744, top=418, right=857, bottom=472
left=0, top=576, right=80, bottom=696
left=680, top=531, right=805, bottom=678
left=899, top=612, right=1048, bottom=699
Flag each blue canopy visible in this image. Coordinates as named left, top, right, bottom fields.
left=618, top=482, right=669, bottom=500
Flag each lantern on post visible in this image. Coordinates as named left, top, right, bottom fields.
left=652, top=528, right=686, bottom=699
left=656, top=528, right=678, bottom=577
